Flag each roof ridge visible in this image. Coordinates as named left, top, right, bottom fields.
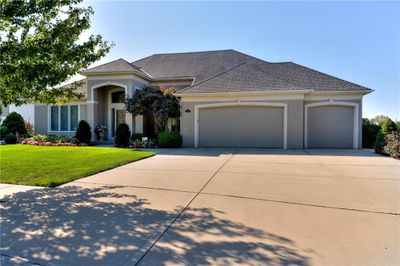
left=151, top=49, right=235, bottom=56
left=177, top=62, right=246, bottom=93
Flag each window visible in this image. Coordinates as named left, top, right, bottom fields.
left=49, top=105, right=80, bottom=132
left=111, top=91, right=125, bottom=103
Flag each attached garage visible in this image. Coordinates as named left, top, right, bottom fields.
left=195, top=103, right=287, bottom=148
left=305, top=102, right=359, bottom=149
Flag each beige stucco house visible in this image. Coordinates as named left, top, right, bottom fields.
left=24, top=50, right=372, bottom=148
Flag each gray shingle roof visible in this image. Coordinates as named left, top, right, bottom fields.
left=132, top=50, right=251, bottom=82
left=178, top=62, right=305, bottom=94
left=79, top=50, right=371, bottom=94
left=82, top=58, right=145, bottom=74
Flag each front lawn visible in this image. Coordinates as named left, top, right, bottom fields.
left=0, top=145, right=154, bottom=187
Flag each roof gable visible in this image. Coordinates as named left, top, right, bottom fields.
left=82, top=58, right=143, bottom=74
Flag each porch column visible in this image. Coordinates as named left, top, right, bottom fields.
left=126, top=112, right=133, bottom=133
left=135, top=115, right=143, bottom=134
left=87, top=102, right=96, bottom=140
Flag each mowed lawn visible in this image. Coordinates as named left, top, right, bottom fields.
left=0, top=145, right=154, bottom=187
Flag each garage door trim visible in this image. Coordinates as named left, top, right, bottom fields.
left=194, top=101, right=288, bottom=148
left=304, top=100, right=359, bottom=149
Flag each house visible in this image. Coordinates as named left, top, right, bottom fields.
left=16, top=50, right=372, bottom=148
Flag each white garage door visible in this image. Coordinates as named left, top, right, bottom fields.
left=198, top=105, right=284, bottom=148
left=307, top=105, right=355, bottom=148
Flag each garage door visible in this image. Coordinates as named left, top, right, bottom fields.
left=198, top=105, right=284, bottom=147
left=307, top=105, right=354, bottom=148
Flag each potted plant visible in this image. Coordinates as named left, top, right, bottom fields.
left=95, top=125, right=108, bottom=141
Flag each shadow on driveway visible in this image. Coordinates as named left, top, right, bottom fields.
left=0, top=186, right=310, bottom=265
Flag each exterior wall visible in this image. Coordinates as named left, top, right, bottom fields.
left=9, top=104, right=35, bottom=124
left=34, top=105, right=48, bottom=135
left=181, top=100, right=304, bottom=148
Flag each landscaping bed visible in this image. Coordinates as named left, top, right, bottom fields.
left=0, top=145, right=154, bottom=187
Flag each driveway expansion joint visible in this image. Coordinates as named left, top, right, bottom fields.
left=200, top=192, right=400, bottom=216
left=133, top=149, right=238, bottom=265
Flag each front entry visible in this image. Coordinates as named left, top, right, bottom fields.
left=108, top=89, right=126, bottom=139
left=111, top=108, right=126, bottom=137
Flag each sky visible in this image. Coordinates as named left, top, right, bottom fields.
left=80, top=0, right=400, bottom=120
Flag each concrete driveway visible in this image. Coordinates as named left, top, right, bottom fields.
left=1, top=149, right=399, bottom=265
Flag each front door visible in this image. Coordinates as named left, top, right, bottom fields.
left=111, top=108, right=126, bottom=137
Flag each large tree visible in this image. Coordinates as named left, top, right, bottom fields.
left=0, top=0, right=111, bottom=106
left=125, top=86, right=180, bottom=133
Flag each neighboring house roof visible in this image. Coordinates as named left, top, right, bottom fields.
left=77, top=49, right=371, bottom=94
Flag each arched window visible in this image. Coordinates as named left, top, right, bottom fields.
left=111, top=91, right=125, bottom=103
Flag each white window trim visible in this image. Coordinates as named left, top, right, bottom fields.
left=194, top=101, right=288, bottom=149
left=48, top=105, right=81, bottom=133
left=304, top=100, right=359, bottom=149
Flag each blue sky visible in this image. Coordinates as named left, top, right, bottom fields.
left=82, top=1, right=400, bottom=120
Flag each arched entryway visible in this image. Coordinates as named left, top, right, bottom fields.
left=90, top=84, right=133, bottom=141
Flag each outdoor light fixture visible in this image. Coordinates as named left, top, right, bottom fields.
left=185, top=109, right=191, bottom=113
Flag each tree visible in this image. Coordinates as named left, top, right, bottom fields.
left=370, top=115, right=391, bottom=126
left=0, top=0, right=111, bottom=106
left=125, top=86, right=180, bottom=133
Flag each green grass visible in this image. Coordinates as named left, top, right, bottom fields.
left=0, top=145, right=154, bottom=187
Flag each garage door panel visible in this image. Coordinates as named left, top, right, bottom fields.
left=308, top=105, right=354, bottom=148
left=199, top=106, right=283, bottom=148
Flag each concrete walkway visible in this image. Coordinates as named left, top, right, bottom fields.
left=1, top=148, right=399, bottom=265
left=0, top=184, right=43, bottom=199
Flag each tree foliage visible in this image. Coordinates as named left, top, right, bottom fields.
left=370, top=115, right=391, bottom=126
left=125, top=86, right=180, bottom=132
left=0, top=0, right=111, bottom=106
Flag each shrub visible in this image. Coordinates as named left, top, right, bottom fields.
left=362, top=119, right=380, bottom=148
left=75, top=120, right=92, bottom=145
left=374, top=130, right=386, bottom=154
left=31, top=134, right=47, bottom=142
left=374, top=118, right=398, bottom=154
left=383, top=132, right=400, bottom=159
left=25, top=120, right=34, bottom=136
left=131, top=133, right=144, bottom=141
left=1, top=112, right=28, bottom=137
left=5, top=133, right=17, bottom=144
left=115, top=123, right=131, bottom=147
left=381, top=118, right=398, bottom=135
left=0, top=126, right=8, bottom=140
left=158, top=131, right=182, bottom=148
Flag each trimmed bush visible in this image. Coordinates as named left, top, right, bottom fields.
left=158, top=131, right=182, bottom=148
left=1, top=112, right=28, bottom=137
left=115, top=123, right=131, bottom=147
left=75, top=120, right=92, bottom=145
left=383, top=132, right=400, bottom=159
left=131, top=133, right=144, bottom=141
left=5, top=133, right=17, bottom=144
